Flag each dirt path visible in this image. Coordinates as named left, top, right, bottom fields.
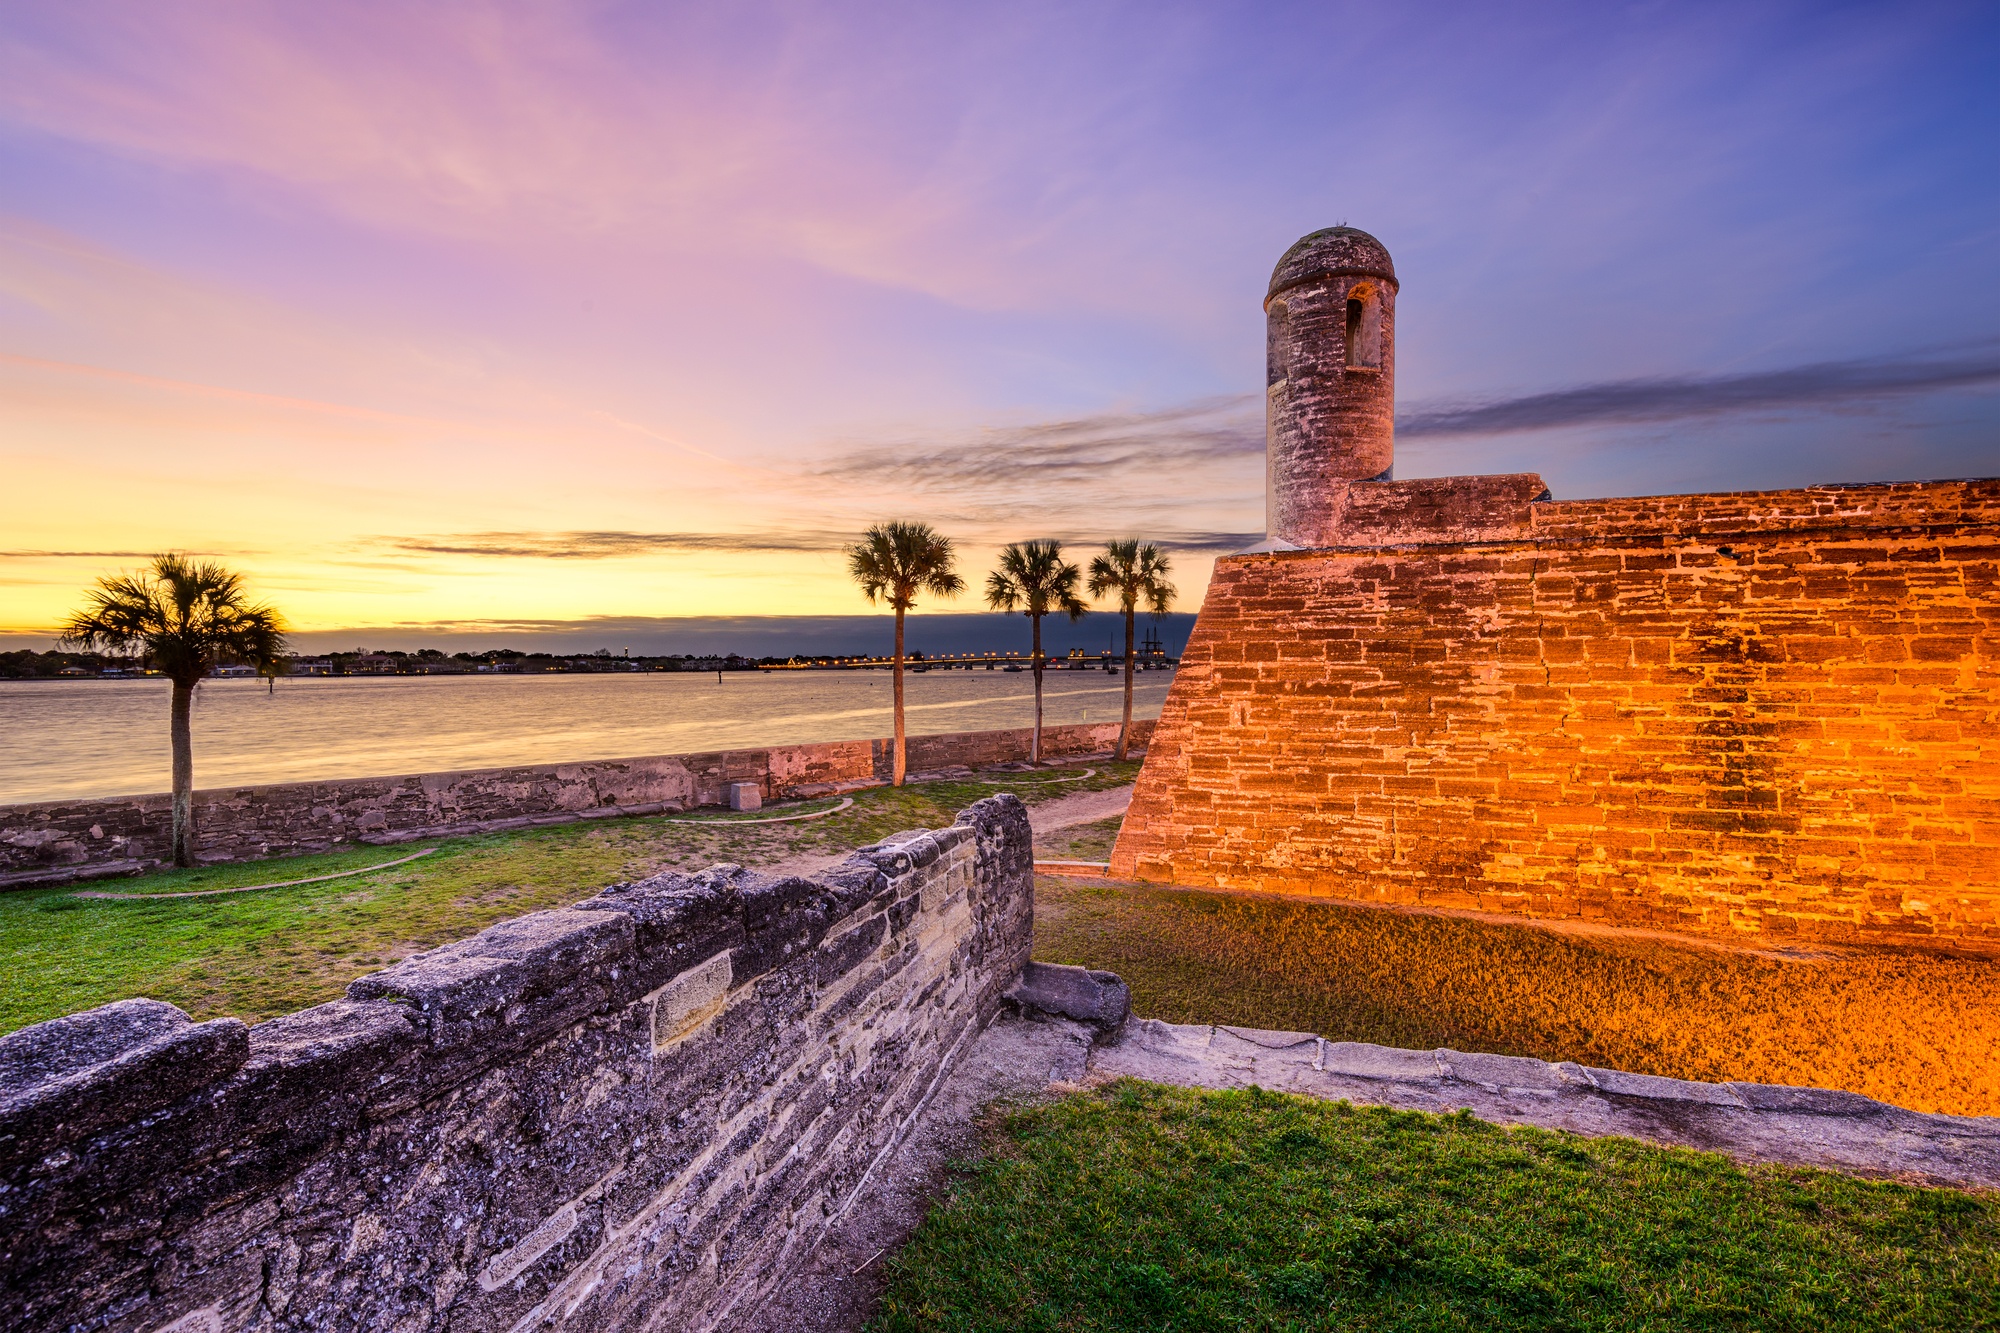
left=1027, top=784, right=1131, bottom=836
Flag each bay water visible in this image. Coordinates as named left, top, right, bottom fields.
left=0, top=669, right=1175, bottom=804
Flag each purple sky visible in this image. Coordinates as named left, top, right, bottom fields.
left=2, top=1, right=1996, bottom=636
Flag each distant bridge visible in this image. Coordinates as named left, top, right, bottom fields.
left=761, top=650, right=1177, bottom=673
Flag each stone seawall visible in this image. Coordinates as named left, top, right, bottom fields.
left=0, top=795, right=1036, bottom=1332
left=0, top=718, right=1155, bottom=885
left=1114, top=478, right=2000, bottom=954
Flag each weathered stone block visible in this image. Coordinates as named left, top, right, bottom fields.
left=0, top=1000, right=248, bottom=1171
left=653, top=950, right=734, bottom=1049
left=347, top=907, right=634, bottom=1053
left=576, top=870, right=747, bottom=997
left=1006, top=961, right=1130, bottom=1038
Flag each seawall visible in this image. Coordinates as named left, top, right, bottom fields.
left=0, top=794, right=1037, bottom=1331
left=0, top=718, right=1155, bottom=885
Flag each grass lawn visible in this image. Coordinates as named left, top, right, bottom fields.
left=0, top=763, right=1138, bottom=1035
left=872, top=1081, right=2000, bottom=1332
left=10, top=771, right=1999, bottom=1122
left=1033, top=876, right=2000, bottom=1118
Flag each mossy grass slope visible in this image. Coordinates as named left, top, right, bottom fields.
left=872, top=1080, right=2000, bottom=1332
left=0, top=762, right=1138, bottom=1034
left=1032, top=876, right=2000, bottom=1118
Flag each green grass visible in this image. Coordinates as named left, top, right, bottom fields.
left=0, top=762, right=1138, bottom=1034
left=1033, top=877, right=2000, bottom=1118
left=871, top=1080, right=2000, bottom=1332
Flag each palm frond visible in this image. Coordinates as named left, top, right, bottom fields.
left=1086, top=539, right=1176, bottom=614
left=60, top=554, right=288, bottom=683
left=846, top=522, right=963, bottom=611
left=986, top=539, right=1086, bottom=620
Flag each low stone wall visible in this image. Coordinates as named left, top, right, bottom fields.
left=0, top=795, right=1035, bottom=1332
left=0, top=718, right=1154, bottom=885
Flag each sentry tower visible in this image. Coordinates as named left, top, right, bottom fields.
left=1263, top=226, right=1398, bottom=548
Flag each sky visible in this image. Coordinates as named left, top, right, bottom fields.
left=2, top=0, right=1996, bottom=646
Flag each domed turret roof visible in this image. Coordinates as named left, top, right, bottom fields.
left=1267, top=227, right=1397, bottom=301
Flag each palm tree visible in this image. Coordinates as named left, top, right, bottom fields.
left=1088, top=540, right=1176, bottom=761
left=986, top=539, right=1087, bottom=765
left=61, top=555, right=288, bottom=867
left=847, top=522, right=965, bottom=786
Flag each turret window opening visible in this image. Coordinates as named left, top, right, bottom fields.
left=1266, top=300, right=1291, bottom=387
left=1345, top=286, right=1382, bottom=370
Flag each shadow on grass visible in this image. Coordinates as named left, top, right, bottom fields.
left=1034, top=875, right=2000, bottom=1118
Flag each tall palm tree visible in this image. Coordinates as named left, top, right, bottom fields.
left=1088, top=540, right=1176, bottom=761
left=847, top=522, right=964, bottom=786
left=62, top=555, right=288, bottom=867
left=986, top=539, right=1087, bottom=765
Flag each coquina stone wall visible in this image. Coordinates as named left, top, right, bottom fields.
left=0, top=795, right=1035, bottom=1332
left=0, top=719, right=1154, bottom=886
left=1113, top=478, right=2000, bottom=954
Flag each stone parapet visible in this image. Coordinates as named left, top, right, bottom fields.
left=1096, top=1022, right=2000, bottom=1189
left=0, top=718, right=1153, bottom=885
left=0, top=795, right=1037, bottom=1332
left=1299, top=475, right=2000, bottom=550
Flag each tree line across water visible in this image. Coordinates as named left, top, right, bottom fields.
left=56, top=527, right=1174, bottom=866
left=0, top=648, right=793, bottom=678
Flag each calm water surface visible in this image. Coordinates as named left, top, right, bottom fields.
left=0, top=670, right=1174, bottom=803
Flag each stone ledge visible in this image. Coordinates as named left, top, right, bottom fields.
left=1093, top=1021, right=2000, bottom=1189
left=1035, top=859, right=1112, bottom=878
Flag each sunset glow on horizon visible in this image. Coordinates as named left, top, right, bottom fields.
left=3, top=2, right=1996, bottom=640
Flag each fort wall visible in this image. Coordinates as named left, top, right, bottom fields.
left=1112, top=478, right=2000, bottom=953
left=0, top=718, right=1155, bottom=885
left=0, top=795, right=1036, bottom=1332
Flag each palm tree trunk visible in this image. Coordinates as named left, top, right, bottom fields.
left=1030, top=613, right=1044, bottom=765
left=892, top=604, right=907, bottom=786
left=1118, top=603, right=1135, bottom=761
left=169, top=679, right=196, bottom=868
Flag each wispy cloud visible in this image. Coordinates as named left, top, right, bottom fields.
left=809, top=343, right=2000, bottom=523
left=1397, top=347, right=2000, bottom=439
left=810, top=397, right=1266, bottom=547
left=0, top=550, right=159, bottom=559
left=382, top=529, right=855, bottom=559
left=816, top=395, right=1262, bottom=493
left=381, top=522, right=1260, bottom=560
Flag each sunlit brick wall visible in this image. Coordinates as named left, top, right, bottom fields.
left=1113, top=479, right=2000, bottom=953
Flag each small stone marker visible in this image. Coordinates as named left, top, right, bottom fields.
left=728, top=782, right=762, bottom=813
